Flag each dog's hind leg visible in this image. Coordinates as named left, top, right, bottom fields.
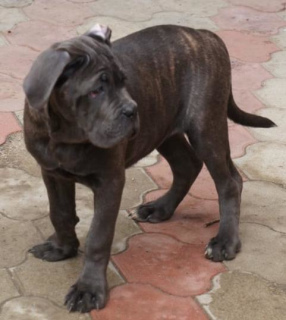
left=29, top=170, right=80, bottom=261
left=186, top=115, right=242, bottom=262
left=136, top=133, right=203, bottom=222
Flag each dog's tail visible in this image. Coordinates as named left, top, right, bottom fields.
left=227, top=91, right=276, bottom=128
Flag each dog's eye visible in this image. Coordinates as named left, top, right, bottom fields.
left=100, top=73, right=108, bottom=82
left=88, top=86, right=104, bottom=98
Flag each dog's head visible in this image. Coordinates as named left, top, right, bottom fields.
left=23, top=24, right=139, bottom=149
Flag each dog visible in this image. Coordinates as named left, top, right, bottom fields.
left=23, top=24, right=275, bottom=312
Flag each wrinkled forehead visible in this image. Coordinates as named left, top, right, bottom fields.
left=53, top=35, right=115, bottom=70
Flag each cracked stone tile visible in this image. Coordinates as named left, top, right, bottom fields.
left=77, top=12, right=218, bottom=42
left=255, top=78, right=286, bottom=109
left=247, top=108, right=285, bottom=143
left=234, top=142, right=286, bottom=186
left=241, top=181, right=286, bottom=233
left=0, top=0, right=34, bottom=8
left=225, top=223, right=286, bottom=284
left=0, top=7, right=28, bottom=32
left=0, top=132, right=41, bottom=177
left=89, top=0, right=226, bottom=22
left=0, top=168, right=48, bottom=220
left=197, top=271, right=286, bottom=320
left=134, top=150, right=159, bottom=167
left=7, top=20, right=76, bottom=51
left=263, top=51, right=286, bottom=78
left=0, top=74, right=25, bottom=112
left=12, top=255, right=124, bottom=306
left=0, top=296, right=90, bottom=320
left=113, top=233, right=225, bottom=296
left=271, top=28, right=286, bottom=49
left=23, top=0, right=94, bottom=27
left=0, top=214, right=41, bottom=268
left=0, top=269, right=19, bottom=303
left=92, top=283, right=208, bottom=320
left=212, top=6, right=286, bottom=35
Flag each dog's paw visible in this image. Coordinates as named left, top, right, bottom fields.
left=29, top=241, right=78, bottom=262
left=204, top=236, right=241, bottom=262
left=65, top=282, right=107, bottom=313
left=135, top=201, right=174, bottom=223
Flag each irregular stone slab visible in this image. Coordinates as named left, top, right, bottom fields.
left=248, top=108, right=285, bottom=143
left=23, top=0, right=94, bottom=26
left=263, top=51, right=286, bottom=78
left=35, top=209, right=141, bottom=255
left=0, top=269, right=19, bottom=303
left=0, top=112, right=21, bottom=144
left=0, top=214, right=41, bottom=268
left=1, top=296, right=90, bottom=320
left=92, top=283, right=208, bottom=320
left=113, top=233, right=225, bottom=296
left=77, top=12, right=218, bottom=42
left=197, top=271, right=286, bottom=320
left=122, top=167, right=157, bottom=209
left=0, top=7, right=28, bottom=31
left=89, top=0, right=226, bottom=22
left=234, top=142, right=286, bottom=186
left=0, top=168, right=48, bottom=220
left=255, top=78, right=286, bottom=109
left=271, top=28, right=286, bottom=49
left=13, top=256, right=124, bottom=306
left=225, top=223, right=286, bottom=284
left=0, top=34, right=8, bottom=46
left=241, top=181, right=286, bottom=233
left=217, top=30, right=279, bottom=63
left=212, top=6, right=286, bottom=35
left=233, top=89, right=265, bottom=114
left=0, top=132, right=41, bottom=177
left=231, top=59, right=273, bottom=91
left=139, top=190, right=219, bottom=245
left=0, top=74, right=25, bottom=112
left=7, top=20, right=76, bottom=51
left=0, top=45, right=38, bottom=80
left=14, top=110, right=23, bottom=125
left=227, top=0, right=286, bottom=12
left=0, top=0, right=33, bottom=7
left=134, top=150, right=159, bottom=167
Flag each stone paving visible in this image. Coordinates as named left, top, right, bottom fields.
left=0, top=0, right=286, bottom=319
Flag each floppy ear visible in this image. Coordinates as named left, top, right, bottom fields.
left=85, top=24, right=112, bottom=45
left=23, top=49, right=71, bottom=110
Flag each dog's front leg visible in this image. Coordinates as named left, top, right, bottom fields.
left=65, top=170, right=125, bottom=313
left=29, top=169, right=80, bottom=261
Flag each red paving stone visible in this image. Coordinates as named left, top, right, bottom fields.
left=0, top=112, right=22, bottom=145
left=217, top=30, right=279, bottom=62
left=0, top=74, right=24, bottom=112
left=6, top=20, right=77, bottom=52
left=0, top=45, right=38, bottom=80
left=233, top=90, right=266, bottom=113
left=91, top=284, right=209, bottom=320
left=23, top=0, right=95, bottom=26
left=212, top=6, right=286, bottom=35
left=231, top=59, right=273, bottom=91
left=227, top=0, right=286, bottom=13
left=113, top=233, right=226, bottom=296
left=140, top=191, right=219, bottom=245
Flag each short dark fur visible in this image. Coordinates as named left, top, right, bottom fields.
left=23, top=25, right=275, bottom=313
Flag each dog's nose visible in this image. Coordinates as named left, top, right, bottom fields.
left=122, top=103, right=137, bottom=118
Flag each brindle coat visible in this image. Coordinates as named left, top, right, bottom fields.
left=23, top=25, right=275, bottom=312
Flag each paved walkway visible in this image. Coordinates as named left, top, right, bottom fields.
left=1, top=0, right=286, bottom=319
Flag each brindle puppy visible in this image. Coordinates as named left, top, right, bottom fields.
left=23, top=24, right=275, bottom=312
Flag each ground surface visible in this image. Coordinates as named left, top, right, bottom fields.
left=1, top=0, right=286, bottom=319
